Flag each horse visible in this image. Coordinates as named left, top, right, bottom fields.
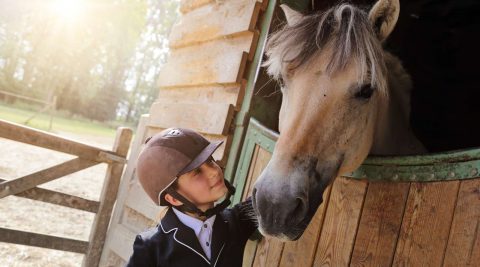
left=252, top=0, right=426, bottom=241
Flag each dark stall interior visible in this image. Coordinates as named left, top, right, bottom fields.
left=252, top=0, right=480, bottom=153
left=387, top=0, right=480, bottom=152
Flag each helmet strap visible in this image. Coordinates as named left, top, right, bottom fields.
left=166, top=179, right=236, bottom=218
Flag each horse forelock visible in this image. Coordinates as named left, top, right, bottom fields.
left=264, top=4, right=388, bottom=94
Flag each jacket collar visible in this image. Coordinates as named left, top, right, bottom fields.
left=160, top=208, right=228, bottom=266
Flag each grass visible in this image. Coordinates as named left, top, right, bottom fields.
left=0, top=104, right=118, bottom=138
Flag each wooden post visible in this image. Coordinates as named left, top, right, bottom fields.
left=48, top=96, right=57, bottom=131
left=98, top=115, right=150, bottom=266
left=83, top=127, right=132, bottom=267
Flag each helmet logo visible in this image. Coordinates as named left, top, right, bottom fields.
left=166, top=129, right=182, bottom=136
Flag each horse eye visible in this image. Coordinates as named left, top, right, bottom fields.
left=355, top=84, right=374, bottom=99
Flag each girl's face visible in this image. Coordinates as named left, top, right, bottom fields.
left=176, top=158, right=228, bottom=211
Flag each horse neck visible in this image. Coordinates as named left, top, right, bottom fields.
left=370, top=52, right=426, bottom=155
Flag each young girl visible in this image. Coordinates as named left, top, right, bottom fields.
left=126, top=127, right=257, bottom=267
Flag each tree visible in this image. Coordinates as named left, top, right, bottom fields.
left=121, top=0, right=179, bottom=124
left=0, top=0, right=179, bottom=123
left=0, top=0, right=147, bottom=121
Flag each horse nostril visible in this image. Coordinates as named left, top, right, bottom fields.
left=291, top=198, right=307, bottom=221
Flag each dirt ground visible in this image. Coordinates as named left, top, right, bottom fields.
left=0, top=132, right=117, bottom=266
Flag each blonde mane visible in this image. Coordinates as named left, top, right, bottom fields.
left=264, top=4, right=387, bottom=94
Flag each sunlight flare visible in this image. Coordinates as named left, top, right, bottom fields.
left=50, top=0, right=86, bottom=22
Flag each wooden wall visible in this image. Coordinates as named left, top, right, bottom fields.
left=99, top=0, right=267, bottom=265
left=240, top=143, right=480, bottom=267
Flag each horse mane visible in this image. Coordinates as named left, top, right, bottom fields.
left=264, top=4, right=388, bottom=94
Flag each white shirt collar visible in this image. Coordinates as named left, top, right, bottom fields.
left=172, top=208, right=216, bottom=259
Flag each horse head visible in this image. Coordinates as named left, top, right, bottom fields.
left=252, top=0, right=423, bottom=241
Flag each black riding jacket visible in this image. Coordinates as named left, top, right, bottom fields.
left=126, top=199, right=257, bottom=267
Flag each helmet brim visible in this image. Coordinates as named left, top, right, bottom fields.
left=178, top=140, right=223, bottom=175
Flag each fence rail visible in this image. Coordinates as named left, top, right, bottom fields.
left=0, top=90, right=57, bottom=130
left=0, top=119, right=132, bottom=267
left=0, top=90, right=50, bottom=105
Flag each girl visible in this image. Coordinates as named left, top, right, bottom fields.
left=126, top=127, right=257, bottom=267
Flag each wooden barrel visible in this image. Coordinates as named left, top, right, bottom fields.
left=234, top=119, right=480, bottom=267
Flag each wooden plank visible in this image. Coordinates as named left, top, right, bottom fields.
left=252, top=237, right=285, bottom=267
left=180, top=0, right=213, bottom=14
left=240, top=143, right=284, bottom=267
left=242, top=146, right=271, bottom=266
left=157, top=85, right=240, bottom=106
left=0, top=227, right=88, bottom=254
left=243, top=146, right=272, bottom=200
left=99, top=115, right=150, bottom=266
left=122, top=206, right=157, bottom=234
left=0, top=157, right=97, bottom=199
left=237, top=51, right=250, bottom=84
left=0, top=89, right=50, bottom=104
left=108, top=224, right=137, bottom=262
left=97, top=151, right=128, bottom=164
left=260, top=0, right=269, bottom=11
left=350, top=182, right=410, bottom=266
left=392, top=181, right=460, bottom=266
left=0, top=119, right=105, bottom=160
left=149, top=101, right=235, bottom=136
left=84, top=128, right=133, bottom=267
left=103, top=251, right=126, bottom=267
left=236, top=79, right=248, bottom=108
left=158, top=34, right=253, bottom=88
left=313, top=177, right=368, bottom=266
left=170, top=0, right=259, bottom=48
left=241, top=145, right=258, bottom=201
left=248, top=3, right=263, bottom=33
left=248, top=30, right=261, bottom=61
left=443, top=178, right=480, bottom=266
left=216, top=132, right=233, bottom=166
left=279, top=186, right=332, bottom=267
left=243, top=239, right=259, bottom=267
left=0, top=178, right=99, bottom=213
left=125, top=182, right=162, bottom=221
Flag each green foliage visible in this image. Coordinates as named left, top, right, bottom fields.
left=0, top=0, right=179, bottom=124
left=120, top=0, right=180, bottom=124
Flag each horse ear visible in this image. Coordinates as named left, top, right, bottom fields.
left=280, top=4, right=303, bottom=26
left=368, top=0, right=400, bottom=42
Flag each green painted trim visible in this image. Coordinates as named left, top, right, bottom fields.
left=246, top=119, right=278, bottom=151
left=345, top=160, right=480, bottom=182
left=224, top=0, right=277, bottom=188
left=232, top=131, right=257, bottom=205
left=232, top=119, right=277, bottom=205
left=237, top=119, right=480, bottom=183
left=361, top=149, right=480, bottom=166
left=224, top=125, right=245, bottom=183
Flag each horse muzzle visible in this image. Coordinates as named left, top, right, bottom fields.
left=251, top=161, right=327, bottom=241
